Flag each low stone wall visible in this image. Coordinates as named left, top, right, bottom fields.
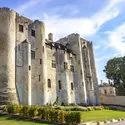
left=100, top=95, right=125, bottom=106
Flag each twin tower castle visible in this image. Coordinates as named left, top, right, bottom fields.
left=0, top=7, right=100, bottom=105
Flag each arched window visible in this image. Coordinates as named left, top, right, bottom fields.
left=48, top=79, right=51, bottom=88
left=71, top=82, right=73, bottom=90
left=58, top=80, right=61, bottom=90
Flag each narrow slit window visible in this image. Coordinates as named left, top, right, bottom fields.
left=43, top=46, right=44, bottom=53
left=29, top=66, right=31, bottom=70
left=40, top=59, right=42, bottom=64
left=39, top=75, right=41, bottom=81
left=48, top=79, right=51, bottom=88
left=71, top=82, right=73, bottom=90
left=58, top=80, right=61, bottom=90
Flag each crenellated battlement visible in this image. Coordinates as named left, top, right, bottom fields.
left=0, top=7, right=13, bottom=12
left=16, top=14, right=32, bottom=24
left=0, top=7, right=16, bottom=17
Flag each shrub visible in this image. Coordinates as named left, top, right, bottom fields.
left=5, top=104, right=83, bottom=124
left=65, top=112, right=82, bottom=124
left=54, top=106, right=62, bottom=110
left=58, top=110, right=65, bottom=123
left=20, top=105, right=30, bottom=116
left=38, top=107, right=45, bottom=119
left=39, top=107, right=65, bottom=123
left=29, top=106, right=39, bottom=117
left=6, top=105, right=16, bottom=114
left=50, top=109, right=65, bottom=123
left=38, top=107, right=50, bottom=120
left=6, top=104, right=22, bottom=114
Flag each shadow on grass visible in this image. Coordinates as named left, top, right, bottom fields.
left=0, top=114, right=56, bottom=125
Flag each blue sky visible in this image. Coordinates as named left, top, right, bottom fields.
left=1, top=0, right=125, bottom=84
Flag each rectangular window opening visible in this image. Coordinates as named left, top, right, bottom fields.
left=52, top=60, right=56, bottom=68
left=19, top=24, right=24, bottom=32
left=64, top=62, right=68, bottom=70
left=31, top=50, right=35, bottom=59
left=31, top=29, right=35, bottom=37
left=70, top=65, right=74, bottom=72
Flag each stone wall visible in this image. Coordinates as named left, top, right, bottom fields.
left=101, top=95, right=125, bottom=106
left=15, top=13, right=32, bottom=105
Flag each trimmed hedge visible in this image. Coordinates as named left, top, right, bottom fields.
left=6, top=105, right=67, bottom=124
left=65, top=112, right=82, bottom=124
left=6, top=104, right=23, bottom=114
left=5, top=104, right=104, bottom=124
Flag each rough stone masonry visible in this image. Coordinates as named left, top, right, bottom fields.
left=0, top=7, right=100, bottom=106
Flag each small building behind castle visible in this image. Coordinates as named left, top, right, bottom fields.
left=99, top=84, right=116, bottom=96
left=0, top=7, right=100, bottom=105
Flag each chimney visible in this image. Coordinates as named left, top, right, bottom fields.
left=48, top=33, right=53, bottom=41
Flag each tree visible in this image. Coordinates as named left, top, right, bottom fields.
left=103, top=56, right=125, bottom=95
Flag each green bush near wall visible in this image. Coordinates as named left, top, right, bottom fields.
left=5, top=104, right=105, bottom=124
left=6, top=104, right=23, bottom=114
left=65, top=111, right=82, bottom=124
left=28, top=106, right=39, bottom=117
left=5, top=105, right=71, bottom=124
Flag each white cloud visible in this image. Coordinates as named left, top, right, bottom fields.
left=42, top=0, right=121, bottom=40
left=94, top=45, right=100, bottom=50
left=15, top=0, right=51, bottom=13
left=96, top=55, right=111, bottom=62
left=107, top=22, right=125, bottom=55
left=50, top=4, right=79, bottom=16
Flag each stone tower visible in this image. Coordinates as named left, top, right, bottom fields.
left=0, top=8, right=18, bottom=104
left=28, top=20, right=47, bottom=105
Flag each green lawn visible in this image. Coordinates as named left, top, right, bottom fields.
left=81, top=110, right=125, bottom=122
left=0, top=115, right=54, bottom=125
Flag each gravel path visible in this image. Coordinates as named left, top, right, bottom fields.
left=106, top=121, right=125, bottom=125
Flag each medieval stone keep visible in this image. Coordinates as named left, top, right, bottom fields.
left=0, top=7, right=100, bottom=105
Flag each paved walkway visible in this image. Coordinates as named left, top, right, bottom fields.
left=106, top=121, right=125, bottom=125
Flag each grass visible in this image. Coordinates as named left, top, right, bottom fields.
left=80, top=109, right=125, bottom=122
left=0, top=115, right=55, bottom=125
